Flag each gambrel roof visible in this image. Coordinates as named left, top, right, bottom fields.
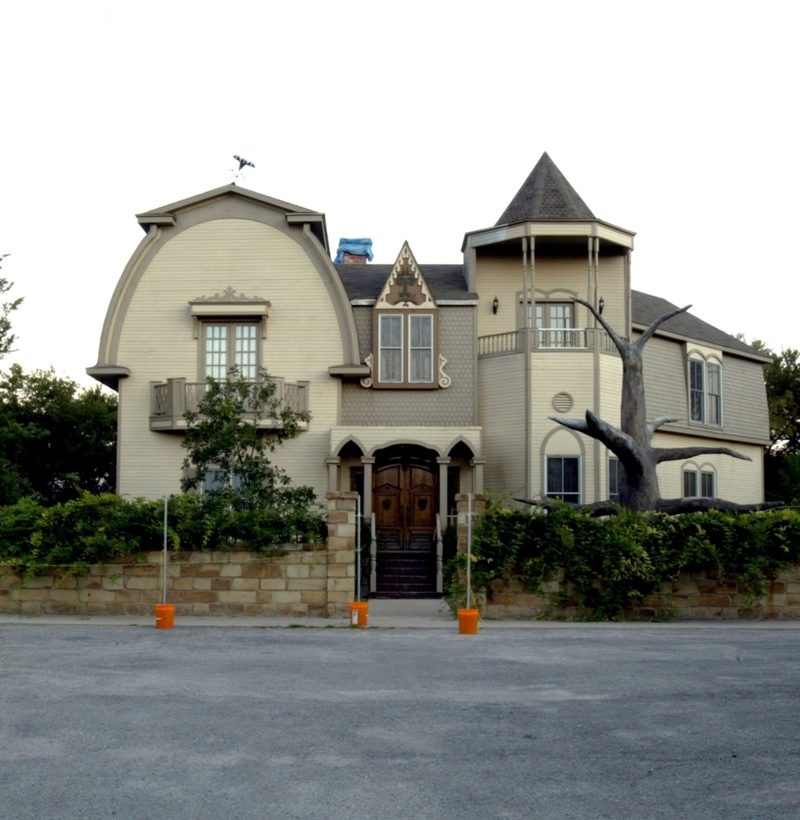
left=496, top=152, right=596, bottom=225
left=631, top=291, right=770, bottom=361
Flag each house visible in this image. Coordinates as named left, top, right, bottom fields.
left=88, top=153, right=771, bottom=595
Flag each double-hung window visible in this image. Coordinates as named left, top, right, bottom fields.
left=689, top=357, right=722, bottom=426
left=683, top=467, right=716, bottom=498
left=546, top=456, right=581, bottom=504
left=204, top=322, right=259, bottom=381
left=375, top=312, right=436, bottom=387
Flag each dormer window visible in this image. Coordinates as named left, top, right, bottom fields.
left=368, top=242, right=441, bottom=390
left=377, top=313, right=435, bottom=385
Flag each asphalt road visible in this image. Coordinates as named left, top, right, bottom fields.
left=2, top=624, right=799, bottom=820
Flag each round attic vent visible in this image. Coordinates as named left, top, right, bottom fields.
left=552, top=392, right=574, bottom=413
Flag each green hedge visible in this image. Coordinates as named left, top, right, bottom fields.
left=0, top=492, right=326, bottom=579
left=446, top=503, right=800, bottom=619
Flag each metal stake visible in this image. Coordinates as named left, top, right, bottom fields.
left=356, top=494, right=361, bottom=603
left=162, top=495, right=168, bottom=606
left=466, top=493, right=472, bottom=610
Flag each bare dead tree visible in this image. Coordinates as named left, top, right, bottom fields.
left=545, top=299, right=779, bottom=514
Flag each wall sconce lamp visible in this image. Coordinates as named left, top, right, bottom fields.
left=598, top=297, right=605, bottom=315
left=492, top=296, right=499, bottom=315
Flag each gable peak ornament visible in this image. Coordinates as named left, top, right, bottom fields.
left=376, top=242, right=436, bottom=309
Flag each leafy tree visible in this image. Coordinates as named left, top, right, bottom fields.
left=750, top=342, right=800, bottom=503
left=0, top=255, right=23, bottom=360
left=0, top=366, right=118, bottom=505
left=181, top=368, right=315, bottom=513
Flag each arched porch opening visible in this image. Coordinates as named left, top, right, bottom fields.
left=370, top=444, right=441, bottom=598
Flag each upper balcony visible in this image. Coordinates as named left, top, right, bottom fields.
left=478, top=327, right=620, bottom=358
left=149, top=377, right=310, bottom=432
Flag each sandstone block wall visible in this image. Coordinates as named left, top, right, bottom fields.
left=485, top=568, right=800, bottom=620
left=0, top=492, right=358, bottom=619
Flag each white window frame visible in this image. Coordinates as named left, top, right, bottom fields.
left=689, top=356, right=723, bottom=427
left=202, top=321, right=260, bottom=381
left=608, top=456, right=621, bottom=502
left=546, top=455, right=581, bottom=504
left=375, top=312, right=437, bottom=387
left=409, top=314, right=434, bottom=383
left=201, top=468, right=244, bottom=494
left=378, top=314, right=404, bottom=383
left=683, top=466, right=716, bottom=498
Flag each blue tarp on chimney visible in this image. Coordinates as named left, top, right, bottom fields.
left=334, top=238, right=374, bottom=264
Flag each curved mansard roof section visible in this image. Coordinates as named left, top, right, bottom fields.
left=496, top=152, right=596, bottom=225
left=87, top=185, right=362, bottom=390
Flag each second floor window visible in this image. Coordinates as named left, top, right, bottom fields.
left=375, top=312, right=436, bottom=387
left=204, top=322, right=259, bottom=381
left=689, top=358, right=722, bottom=426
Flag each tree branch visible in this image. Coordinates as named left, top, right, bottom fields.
left=573, top=298, right=629, bottom=358
left=647, top=416, right=680, bottom=439
left=655, top=498, right=783, bottom=514
left=634, top=305, right=692, bottom=351
left=653, top=446, right=752, bottom=464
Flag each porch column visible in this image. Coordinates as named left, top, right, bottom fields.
left=360, top=457, right=375, bottom=520
left=436, top=457, right=451, bottom=525
left=470, top=457, right=487, bottom=493
left=361, top=457, right=377, bottom=594
left=325, top=457, right=340, bottom=493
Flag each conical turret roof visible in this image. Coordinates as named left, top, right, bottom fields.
left=496, top=152, right=595, bottom=225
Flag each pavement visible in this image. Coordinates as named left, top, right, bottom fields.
left=3, top=619, right=800, bottom=819
left=4, top=598, right=800, bottom=630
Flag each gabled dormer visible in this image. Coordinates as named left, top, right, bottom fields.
left=370, top=242, right=439, bottom=389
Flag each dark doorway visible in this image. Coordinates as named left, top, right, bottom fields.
left=372, top=444, right=439, bottom=597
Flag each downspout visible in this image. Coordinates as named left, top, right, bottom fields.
left=523, top=236, right=533, bottom=501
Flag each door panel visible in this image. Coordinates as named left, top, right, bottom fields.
left=374, top=459, right=437, bottom=550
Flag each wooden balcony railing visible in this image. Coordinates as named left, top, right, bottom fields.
left=478, top=327, right=620, bottom=357
left=149, top=378, right=309, bottom=432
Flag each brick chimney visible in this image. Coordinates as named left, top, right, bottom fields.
left=334, top=238, right=374, bottom=264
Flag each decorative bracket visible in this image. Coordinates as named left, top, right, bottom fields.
left=438, top=354, right=451, bottom=388
left=360, top=354, right=374, bottom=388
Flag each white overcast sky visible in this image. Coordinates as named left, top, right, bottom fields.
left=1, top=1, right=798, bottom=388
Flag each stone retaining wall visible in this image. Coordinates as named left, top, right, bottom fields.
left=0, top=545, right=355, bottom=618
left=485, top=568, right=800, bottom=620
left=0, top=491, right=359, bottom=619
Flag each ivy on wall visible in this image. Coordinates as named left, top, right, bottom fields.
left=446, top=503, right=800, bottom=619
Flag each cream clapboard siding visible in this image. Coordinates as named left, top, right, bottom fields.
left=598, top=354, right=623, bottom=500
left=475, top=251, right=626, bottom=340
left=116, top=219, right=342, bottom=501
left=640, top=335, right=770, bottom=446
left=533, top=353, right=595, bottom=502
left=652, top=433, right=764, bottom=503
left=478, top=354, right=526, bottom=495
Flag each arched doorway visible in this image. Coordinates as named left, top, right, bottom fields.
left=372, top=444, right=439, bottom=597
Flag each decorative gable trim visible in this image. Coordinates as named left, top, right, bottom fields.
left=189, top=288, right=271, bottom=338
left=375, top=242, right=437, bottom=310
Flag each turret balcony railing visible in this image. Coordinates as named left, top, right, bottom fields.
left=478, top=327, right=620, bottom=358
left=149, top=377, right=310, bottom=432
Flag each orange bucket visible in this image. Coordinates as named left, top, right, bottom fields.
left=155, top=604, right=175, bottom=630
left=458, top=608, right=480, bottom=635
left=349, top=602, right=369, bottom=628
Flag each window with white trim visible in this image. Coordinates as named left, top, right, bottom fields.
left=202, top=469, right=244, bottom=494
left=546, top=456, right=581, bottom=503
left=689, top=357, right=722, bottom=426
left=203, top=321, right=259, bottom=381
left=374, top=311, right=437, bottom=388
left=609, top=456, right=621, bottom=502
left=683, top=467, right=716, bottom=498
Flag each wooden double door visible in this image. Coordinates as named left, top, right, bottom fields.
left=373, top=450, right=437, bottom=551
